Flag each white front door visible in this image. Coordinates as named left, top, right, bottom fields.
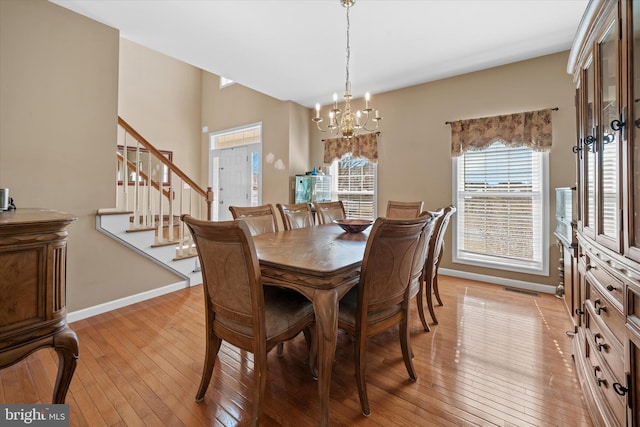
left=212, top=146, right=250, bottom=221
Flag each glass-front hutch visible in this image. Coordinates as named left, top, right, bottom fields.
left=571, top=1, right=640, bottom=425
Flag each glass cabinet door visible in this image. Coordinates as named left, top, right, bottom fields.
left=628, top=0, right=640, bottom=260
left=583, top=61, right=597, bottom=238
left=597, top=14, right=621, bottom=251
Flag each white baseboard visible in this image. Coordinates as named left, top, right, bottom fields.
left=439, top=268, right=556, bottom=295
left=67, top=280, right=194, bottom=323
left=67, top=269, right=555, bottom=324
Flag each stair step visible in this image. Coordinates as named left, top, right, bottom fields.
left=97, top=208, right=134, bottom=216
left=174, top=253, right=197, bottom=261
left=151, top=240, right=179, bottom=248
left=126, top=226, right=156, bottom=233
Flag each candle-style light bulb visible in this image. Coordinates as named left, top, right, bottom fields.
left=365, top=92, right=370, bottom=109
left=315, top=103, right=320, bottom=119
left=333, top=92, right=338, bottom=109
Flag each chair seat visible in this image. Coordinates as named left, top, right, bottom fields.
left=216, top=286, right=313, bottom=339
left=264, top=287, right=314, bottom=337
left=338, top=287, right=401, bottom=327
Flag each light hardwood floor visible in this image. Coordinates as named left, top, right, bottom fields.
left=0, top=276, right=592, bottom=426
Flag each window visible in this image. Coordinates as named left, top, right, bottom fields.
left=329, top=154, right=376, bottom=219
left=211, top=123, right=261, bottom=149
left=452, top=142, right=549, bottom=275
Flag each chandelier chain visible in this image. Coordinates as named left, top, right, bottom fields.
left=345, top=3, right=350, bottom=86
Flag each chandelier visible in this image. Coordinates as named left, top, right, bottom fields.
left=312, top=0, right=382, bottom=139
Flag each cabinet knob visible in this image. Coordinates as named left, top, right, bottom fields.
left=584, top=135, right=597, bottom=152
left=606, top=284, right=616, bottom=292
left=593, top=299, right=607, bottom=315
left=613, top=382, right=629, bottom=396
left=593, top=366, right=607, bottom=387
left=575, top=308, right=584, bottom=316
left=593, top=333, right=607, bottom=352
left=611, top=115, right=626, bottom=132
left=586, top=264, right=595, bottom=271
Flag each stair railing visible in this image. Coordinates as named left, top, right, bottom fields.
left=116, top=116, right=213, bottom=258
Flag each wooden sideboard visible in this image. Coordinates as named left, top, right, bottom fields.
left=0, top=208, right=77, bottom=403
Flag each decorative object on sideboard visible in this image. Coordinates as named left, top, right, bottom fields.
left=0, top=188, right=15, bottom=211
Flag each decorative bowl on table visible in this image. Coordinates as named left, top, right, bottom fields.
left=333, top=219, right=373, bottom=233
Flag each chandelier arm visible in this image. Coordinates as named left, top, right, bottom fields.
left=361, top=121, right=380, bottom=132
left=315, top=120, right=340, bottom=135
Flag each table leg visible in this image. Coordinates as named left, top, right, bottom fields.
left=313, top=289, right=339, bottom=427
left=52, top=327, right=79, bottom=404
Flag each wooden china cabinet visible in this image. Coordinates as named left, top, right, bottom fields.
left=569, top=0, right=640, bottom=424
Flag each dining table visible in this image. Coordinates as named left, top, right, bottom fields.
left=252, top=223, right=371, bottom=426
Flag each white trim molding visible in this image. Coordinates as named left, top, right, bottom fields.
left=439, top=268, right=555, bottom=295
left=67, top=280, right=194, bottom=323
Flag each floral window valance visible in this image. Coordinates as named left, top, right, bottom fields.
left=323, top=133, right=378, bottom=164
left=450, top=109, right=553, bottom=157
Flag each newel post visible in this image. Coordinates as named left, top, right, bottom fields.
left=206, top=187, right=214, bottom=221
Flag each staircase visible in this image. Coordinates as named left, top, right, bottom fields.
left=96, top=116, right=214, bottom=288
left=96, top=209, right=202, bottom=286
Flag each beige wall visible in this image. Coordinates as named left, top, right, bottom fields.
left=0, top=0, right=182, bottom=312
left=118, top=39, right=202, bottom=180
left=310, top=51, right=577, bottom=288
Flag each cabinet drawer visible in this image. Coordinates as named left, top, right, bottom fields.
left=585, top=277, right=626, bottom=345
left=585, top=306, right=624, bottom=379
left=585, top=338, right=626, bottom=426
left=586, top=260, right=623, bottom=308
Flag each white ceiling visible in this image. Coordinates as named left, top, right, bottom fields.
left=50, top=0, right=589, bottom=108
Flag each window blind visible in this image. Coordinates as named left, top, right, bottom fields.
left=331, top=155, right=376, bottom=219
left=454, top=142, right=547, bottom=274
left=601, top=138, right=618, bottom=237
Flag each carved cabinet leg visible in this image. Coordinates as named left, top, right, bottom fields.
left=52, top=327, right=79, bottom=404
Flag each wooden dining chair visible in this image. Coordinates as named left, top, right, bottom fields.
left=181, top=215, right=315, bottom=426
left=386, top=200, right=424, bottom=219
left=229, top=204, right=279, bottom=236
left=313, top=200, right=346, bottom=224
left=276, top=202, right=314, bottom=230
left=229, top=203, right=289, bottom=357
left=409, top=210, right=441, bottom=332
left=337, top=215, right=429, bottom=416
left=423, top=205, right=457, bottom=326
